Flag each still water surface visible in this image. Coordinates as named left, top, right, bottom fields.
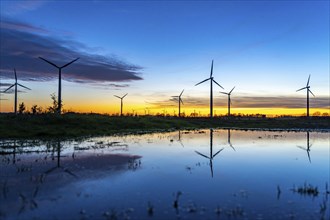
left=0, top=129, right=329, bottom=219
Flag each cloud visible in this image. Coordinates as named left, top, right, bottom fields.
left=0, top=1, right=46, bottom=16
left=149, top=95, right=330, bottom=109
left=0, top=83, right=13, bottom=88
left=0, top=19, right=143, bottom=84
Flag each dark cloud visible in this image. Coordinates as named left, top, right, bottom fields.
left=150, top=95, right=330, bottom=109
left=0, top=19, right=143, bottom=83
left=0, top=83, right=13, bottom=87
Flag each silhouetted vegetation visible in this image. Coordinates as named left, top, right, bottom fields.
left=292, top=183, right=319, bottom=197
left=0, top=113, right=329, bottom=138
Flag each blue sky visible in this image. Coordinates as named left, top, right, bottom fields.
left=0, top=0, right=329, bottom=114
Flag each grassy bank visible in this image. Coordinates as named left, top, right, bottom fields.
left=0, top=113, right=329, bottom=138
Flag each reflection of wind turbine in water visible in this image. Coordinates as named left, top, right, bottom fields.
left=3, top=69, right=31, bottom=114
left=297, top=131, right=312, bottom=163
left=227, top=129, right=235, bottom=151
left=195, top=60, right=224, bottom=118
left=114, top=93, right=128, bottom=116
left=44, top=141, right=76, bottom=177
left=177, top=130, right=184, bottom=147
left=195, top=129, right=224, bottom=177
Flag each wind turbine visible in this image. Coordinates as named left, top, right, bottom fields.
left=114, top=93, right=128, bottom=116
left=172, top=89, right=184, bottom=117
left=296, top=74, right=315, bottom=117
left=227, top=129, right=235, bottom=151
left=39, top=57, right=79, bottom=114
left=220, top=86, right=235, bottom=116
left=4, top=69, right=31, bottom=114
left=297, top=131, right=312, bottom=163
left=44, top=141, right=76, bottom=177
left=195, top=60, right=224, bottom=118
left=195, top=129, right=224, bottom=177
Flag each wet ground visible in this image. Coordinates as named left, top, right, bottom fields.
left=0, top=129, right=329, bottom=219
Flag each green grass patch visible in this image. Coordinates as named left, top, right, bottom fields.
left=0, top=113, right=329, bottom=139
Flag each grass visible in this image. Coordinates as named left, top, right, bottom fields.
left=0, top=113, right=329, bottom=138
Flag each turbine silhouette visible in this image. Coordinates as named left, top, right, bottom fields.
left=39, top=57, right=79, bottom=114
left=195, top=129, right=224, bottom=177
left=297, top=131, right=312, bottom=163
left=220, top=86, right=235, bottom=116
left=296, top=74, right=315, bottom=117
left=227, top=129, right=235, bottom=151
left=114, top=93, right=128, bottom=116
left=172, top=89, right=184, bottom=117
left=195, top=60, right=224, bottom=118
left=4, top=69, right=31, bottom=114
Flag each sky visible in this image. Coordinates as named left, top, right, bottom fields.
left=0, top=0, right=329, bottom=116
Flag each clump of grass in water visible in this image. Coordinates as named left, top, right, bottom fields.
left=147, top=201, right=153, bottom=216
left=173, top=191, right=182, bottom=209
left=292, top=182, right=319, bottom=197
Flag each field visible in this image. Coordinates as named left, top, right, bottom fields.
left=0, top=113, right=329, bottom=138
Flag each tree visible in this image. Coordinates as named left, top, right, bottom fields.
left=18, top=102, right=26, bottom=114
left=47, top=93, right=63, bottom=113
left=312, top=111, right=321, bottom=116
left=31, top=105, right=43, bottom=114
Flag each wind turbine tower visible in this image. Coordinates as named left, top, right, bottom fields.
left=4, top=69, right=31, bottom=114
left=172, top=89, right=184, bottom=117
left=39, top=57, right=79, bottom=114
left=114, top=93, right=128, bottom=116
left=195, top=60, right=224, bottom=118
left=195, top=129, right=224, bottom=177
left=296, top=74, right=315, bottom=117
left=220, top=86, right=235, bottom=116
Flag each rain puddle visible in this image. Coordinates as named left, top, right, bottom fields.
left=0, top=129, right=329, bottom=219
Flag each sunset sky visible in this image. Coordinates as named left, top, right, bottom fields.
left=0, top=1, right=329, bottom=116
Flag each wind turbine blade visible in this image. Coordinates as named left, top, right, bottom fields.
left=219, top=92, right=228, bottom=95
left=114, top=95, right=121, bottom=99
left=229, top=143, right=236, bottom=151
left=39, top=57, right=60, bottom=68
left=4, top=84, right=15, bottom=92
left=306, top=74, right=311, bottom=87
left=180, top=98, right=184, bottom=105
left=60, top=58, right=80, bottom=68
left=307, top=151, right=311, bottom=163
left=195, top=150, right=210, bottom=159
left=122, top=93, right=128, bottom=99
left=44, top=166, right=57, bottom=174
left=179, top=89, right=184, bottom=97
left=210, top=60, right=214, bottom=77
left=17, top=84, right=31, bottom=90
left=229, top=86, right=235, bottom=94
left=297, top=146, right=307, bottom=151
left=308, top=89, right=315, bottom=97
left=171, top=96, right=179, bottom=98
left=296, top=87, right=307, bottom=92
left=14, top=68, right=17, bottom=82
left=195, top=78, right=210, bottom=86
left=213, top=148, right=224, bottom=158
left=212, top=79, right=224, bottom=89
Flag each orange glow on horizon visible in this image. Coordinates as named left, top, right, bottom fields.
left=1, top=99, right=328, bottom=117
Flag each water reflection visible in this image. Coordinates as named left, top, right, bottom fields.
left=297, top=131, right=312, bottom=163
left=195, top=129, right=224, bottom=177
left=44, top=140, right=77, bottom=178
left=0, top=130, right=329, bottom=220
left=178, top=130, right=184, bottom=147
left=227, top=128, right=235, bottom=151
